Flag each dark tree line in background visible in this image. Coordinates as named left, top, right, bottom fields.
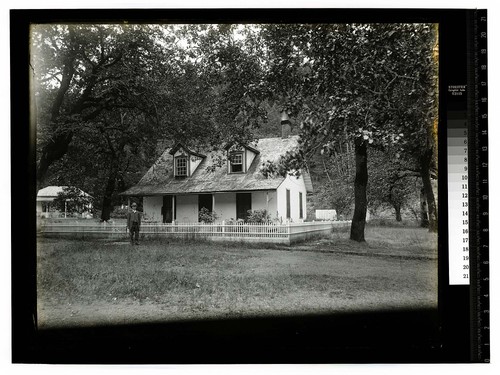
left=32, top=23, right=438, bottom=239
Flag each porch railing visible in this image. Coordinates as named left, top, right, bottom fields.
left=38, top=220, right=351, bottom=244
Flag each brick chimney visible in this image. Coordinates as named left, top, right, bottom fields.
left=281, top=111, right=291, bottom=138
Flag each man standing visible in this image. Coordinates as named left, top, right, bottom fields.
left=127, top=202, right=142, bottom=245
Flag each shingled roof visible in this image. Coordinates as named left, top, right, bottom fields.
left=121, top=136, right=313, bottom=196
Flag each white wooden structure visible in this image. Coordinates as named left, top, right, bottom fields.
left=39, top=220, right=351, bottom=245
left=315, top=209, right=337, bottom=221
left=37, top=186, right=93, bottom=218
left=122, top=134, right=313, bottom=224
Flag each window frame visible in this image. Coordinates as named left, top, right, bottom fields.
left=174, top=155, right=189, bottom=177
left=229, top=151, right=244, bottom=174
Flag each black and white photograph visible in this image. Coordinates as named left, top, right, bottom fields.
left=31, top=18, right=440, bottom=358
left=8, top=5, right=494, bottom=367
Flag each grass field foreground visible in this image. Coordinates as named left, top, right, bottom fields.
left=37, top=226, right=438, bottom=327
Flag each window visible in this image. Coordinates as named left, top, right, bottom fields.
left=230, top=152, right=244, bottom=173
left=299, top=192, right=303, bottom=219
left=175, top=156, right=188, bottom=176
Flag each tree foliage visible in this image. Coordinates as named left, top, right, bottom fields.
left=177, top=24, right=268, bottom=149
left=33, top=24, right=266, bottom=220
left=306, top=140, right=356, bottom=219
left=52, top=186, right=94, bottom=214
left=259, top=23, right=438, bottom=239
left=367, top=150, right=422, bottom=221
left=32, top=24, right=176, bottom=220
left=34, top=24, right=438, bottom=236
left=33, top=25, right=166, bottom=183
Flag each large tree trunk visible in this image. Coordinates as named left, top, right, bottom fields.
left=419, top=188, right=429, bottom=228
left=350, top=140, right=368, bottom=242
left=100, top=129, right=127, bottom=222
left=100, top=166, right=119, bottom=222
left=420, top=153, right=437, bottom=232
left=393, top=202, right=402, bottom=222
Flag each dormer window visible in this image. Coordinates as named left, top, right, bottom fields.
left=175, top=155, right=188, bottom=177
left=230, top=152, right=244, bottom=173
left=169, top=143, right=205, bottom=178
left=224, top=142, right=259, bottom=175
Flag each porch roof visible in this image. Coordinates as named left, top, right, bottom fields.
left=121, top=136, right=310, bottom=196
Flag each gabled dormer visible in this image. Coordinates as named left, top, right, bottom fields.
left=225, top=142, right=260, bottom=174
left=169, top=143, right=206, bottom=178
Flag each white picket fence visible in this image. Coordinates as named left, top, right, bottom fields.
left=38, top=220, right=351, bottom=244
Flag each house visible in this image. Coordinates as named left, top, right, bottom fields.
left=120, top=116, right=314, bottom=223
left=37, top=186, right=93, bottom=218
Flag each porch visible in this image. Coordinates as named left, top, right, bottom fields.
left=139, top=191, right=279, bottom=223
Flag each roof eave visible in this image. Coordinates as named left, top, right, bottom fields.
left=169, top=142, right=206, bottom=159
left=224, top=141, right=260, bottom=155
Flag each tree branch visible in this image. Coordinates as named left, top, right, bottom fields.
left=39, top=71, right=63, bottom=83
left=322, top=158, right=333, bottom=183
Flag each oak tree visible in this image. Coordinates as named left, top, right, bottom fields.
left=260, top=23, right=438, bottom=240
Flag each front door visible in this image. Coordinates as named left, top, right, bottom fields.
left=162, top=195, right=173, bottom=223
left=236, top=193, right=252, bottom=221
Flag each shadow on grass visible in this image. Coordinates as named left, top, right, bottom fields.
left=14, top=307, right=464, bottom=364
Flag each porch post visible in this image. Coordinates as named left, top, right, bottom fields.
left=212, top=194, right=216, bottom=214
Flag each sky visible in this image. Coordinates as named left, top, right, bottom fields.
left=2, top=1, right=499, bottom=375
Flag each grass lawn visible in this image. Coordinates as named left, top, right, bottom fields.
left=37, top=226, right=438, bottom=328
